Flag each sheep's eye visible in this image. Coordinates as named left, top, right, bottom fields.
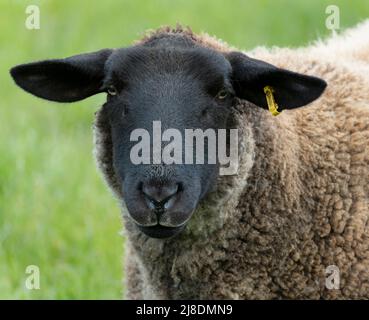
left=107, top=85, right=117, bottom=96
left=216, top=89, right=229, bottom=100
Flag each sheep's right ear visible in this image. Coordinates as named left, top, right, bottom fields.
left=10, top=49, right=113, bottom=102
left=227, top=51, right=327, bottom=110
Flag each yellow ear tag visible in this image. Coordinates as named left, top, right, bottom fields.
left=264, top=86, right=281, bottom=116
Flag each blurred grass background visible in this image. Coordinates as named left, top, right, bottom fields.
left=0, top=0, right=368, bottom=299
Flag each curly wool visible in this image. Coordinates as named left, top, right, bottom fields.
left=94, top=22, right=369, bottom=299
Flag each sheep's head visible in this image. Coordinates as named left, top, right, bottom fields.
left=10, top=32, right=326, bottom=239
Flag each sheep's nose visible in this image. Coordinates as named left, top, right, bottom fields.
left=141, top=182, right=179, bottom=214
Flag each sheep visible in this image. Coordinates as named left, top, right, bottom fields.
left=10, top=22, right=369, bottom=299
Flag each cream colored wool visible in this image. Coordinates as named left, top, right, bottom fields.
left=94, top=22, right=369, bottom=299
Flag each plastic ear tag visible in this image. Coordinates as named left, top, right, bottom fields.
left=264, top=86, right=281, bottom=116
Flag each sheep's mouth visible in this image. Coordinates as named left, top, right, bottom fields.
left=138, top=224, right=185, bottom=239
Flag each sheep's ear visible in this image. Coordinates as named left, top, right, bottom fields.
left=227, top=52, right=327, bottom=110
left=10, top=49, right=113, bottom=102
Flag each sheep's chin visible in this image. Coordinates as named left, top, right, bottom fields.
left=137, top=224, right=186, bottom=239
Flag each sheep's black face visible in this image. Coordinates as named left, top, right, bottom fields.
left=104, top=46, right=234, bottom=238
left=10, top=32, right=326, bottom=239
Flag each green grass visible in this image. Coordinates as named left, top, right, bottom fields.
left=0, top=0, right=368, bottom=299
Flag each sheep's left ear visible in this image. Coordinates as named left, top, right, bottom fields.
left=227, top=52, right=327, bottom=110
left=10, top=49, right=113, bottom=102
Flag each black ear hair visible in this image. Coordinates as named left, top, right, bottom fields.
left=227, top=52, right=327, bottom=110
left=10, top=49, right=113, bottom=102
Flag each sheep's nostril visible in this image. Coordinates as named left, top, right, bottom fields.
left=141, top=182, right=179, bottom=212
